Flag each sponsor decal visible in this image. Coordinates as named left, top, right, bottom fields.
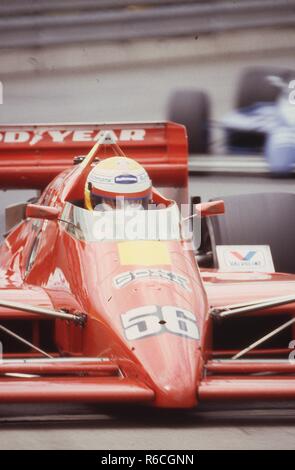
left=230, top=251, right=256, bottom=262
left=113, top=269, right=191, bottom=291
left=216, top=245, right=275, bottom=272
left=121, top=305, right=199, bottom=341
left=115, top=174, right=138, bottom=184
left=91, top=175, right=114, bottom=184
left=0, top=128, right=146, bottom=147
left=118, top=241, right=171, bottom=266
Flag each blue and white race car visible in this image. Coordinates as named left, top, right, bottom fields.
left=167, top=67, right=295, bottom=175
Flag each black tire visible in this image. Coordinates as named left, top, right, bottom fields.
left=236, top=66, right=295, bottom=109
left=167, top=89, right=210, bottom=154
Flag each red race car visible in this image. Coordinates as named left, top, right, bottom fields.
left=0, top=122, right=294, bottom=408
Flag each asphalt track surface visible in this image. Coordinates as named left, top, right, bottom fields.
left=0, top=43, right=295, bottom=450
left=0, top=402, right=295, bottom=450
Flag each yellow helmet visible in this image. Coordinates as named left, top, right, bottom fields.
left=85, top=156, right=152, bottom=210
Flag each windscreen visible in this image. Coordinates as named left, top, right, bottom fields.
left=61, top=202, right=180, bottom=242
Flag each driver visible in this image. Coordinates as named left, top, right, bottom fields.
left=85, top=156, right=152, bottom=211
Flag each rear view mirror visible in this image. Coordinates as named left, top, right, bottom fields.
left=194, top=200, right=225, bottom=217
left=26, top=204, right=60, bottom=221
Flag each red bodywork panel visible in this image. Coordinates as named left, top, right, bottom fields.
left=0, top=121, right=294, bottom=408
left=0, top=122, right=187, bottom=193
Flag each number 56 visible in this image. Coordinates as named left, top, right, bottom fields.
left=121, top=305, right=199, bottom=341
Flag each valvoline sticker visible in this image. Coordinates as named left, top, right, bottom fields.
left=115, top=174, right=138, bottom=184
left=216, top=245, right=275, bottom=272
left=230, top=251, right=256, bottom=262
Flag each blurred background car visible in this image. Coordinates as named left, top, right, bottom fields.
left=167, top=66, right=295, bottom=174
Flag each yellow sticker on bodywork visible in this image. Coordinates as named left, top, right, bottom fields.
left=118, top=241, right=171, bottom=266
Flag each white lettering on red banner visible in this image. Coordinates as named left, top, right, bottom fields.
left=0, top=129, right=146, bottom=146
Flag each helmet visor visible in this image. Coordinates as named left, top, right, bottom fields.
left=91, top=194, right=149, bottom=211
